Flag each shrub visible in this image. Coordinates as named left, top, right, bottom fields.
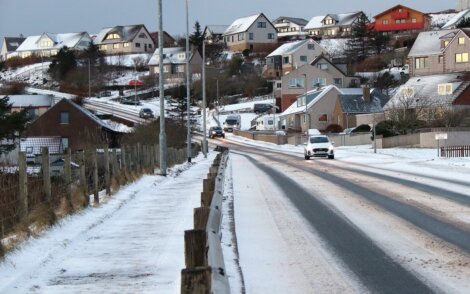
left=325, top=124, right=343, bottom=133
left=372, top=120, right=397, bottom=139
left=352, top=124, right=371, bottom=133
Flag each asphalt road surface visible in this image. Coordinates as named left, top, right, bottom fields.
left=219, top=137, right=470, bottom=294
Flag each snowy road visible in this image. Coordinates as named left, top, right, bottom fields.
left=0, top=154, right=216, bottom=293
left=220, top=135, right=470, bottom=293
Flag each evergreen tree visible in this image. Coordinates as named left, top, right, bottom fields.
left=48, top=46, right=77, bottom=81
left=457, top=17, right=470, bottom=28
left=345, top=14, right=371, bottom=62
left=189, top=21, right=204, bottom=53
left=0, top=96, right=28, bottom=155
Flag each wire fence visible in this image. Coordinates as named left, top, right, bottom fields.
left=0, top=143, right=200, bottom=241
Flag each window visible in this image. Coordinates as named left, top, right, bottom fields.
left=178, top=53, right=185, bottom=59
left=60, top=111, right=69, bottom=124
left=307, top=44, right=315, bottom=50
left=148, top=44, right=152, bottom=48
left=439, top=55, right=443, bottom=64
left=249, top=33, right=254, bottom=40
left=304, top=114, right=308, bottom=123
left=100, top=45, right=108, bottom=50
left=26, top=147, right=33, bottom=154
left=411, top=18, right=417, bottom=23
left=283, top=56, right=289, bottom=64
left=176, top=65, right=184, bottom=73
left=61, top=137, right=69, bottom=150
left=312, top=77, right=326, bottom=87
left=324, top=18, right=334, bottom=25
left=123, top=42, right=129, bottom=48
left=238, top=34, right=244, bottom=41
left=334, top=78, right=342, bottom=85
left=39, top=40, right=53, bottom=47
left=317, top=63, right=328, bottom=70
left=455, top=53, right=468, bottom=63
left=139, top=33, right=148, bottom=39
left=438, top=83, right=452, bottom=95
left=383, top=19, right=389, bottom=24
left=318, top=114, right=328, bottom=122
left=136, top=43, right=141, bottom=48
left=106, top=33, right=120, bottom=40
left=267, top=33, right=275, bottom=39
left=444, top=40, right=449, bottom=47
left=257, top=22, right=266, bottom=28
left=459, top=37, right=465, bottom=45
left=288, top=77, right=305, bottom=88
left=396, top=19, right=406, bottom=24
left=300, top=55, right=307, bottom=62
left=113, top=43, right=120, bottom=49
left=415, top=57, right=427, bottom=69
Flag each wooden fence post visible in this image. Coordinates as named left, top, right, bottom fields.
left=64, top=148, right=72, bottom=207
left=41, top=147, right=51, bottom=203
left=184, top=230, right=208, bottom=268
left=18, top=152, right=28, bottom=222
left=80, top=150, right=88, bottom=206
left=104, top=146, right=110, bottom=195
left=93, top=149, right=99, bottom=204
left=121, top=145, right=127, bottom=171
left=112, top=148, right=118, bottom=182
left=181, top=267, right=212, bottom=294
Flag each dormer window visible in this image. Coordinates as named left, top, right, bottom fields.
left=139, top=33, right=148, bottom=39
left=444, top=40, right=449, bottom=47
left=317, top=63, right=328, bottom=70
left=178, top=53, right=185, bottom=59
left=39, top=40, right=53, bottom=47
left=105, top=33, right=120, bottom=40
left=324, top=18, right=334, bottom=25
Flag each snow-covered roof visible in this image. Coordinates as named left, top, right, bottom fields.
left=148, top=47, right=192, bottom=66
left=384, top=73, right=468, bottom=110
left=408, top=29, right=459, bottom=57
left=19, top=137, right=62, bottom=155
left=205, top=25, right=229, bottom=35
left=339, top=89, right=388, bottom=113
left=4, top=95, right=53, bottom=108
left=305, top=16, right=325, bottom=30
left=442, top=8, right=470, bottom=29
left=429, top=13, right=458, bottom=29
left=3, top=37, right=26, bottom=52
left=267, top=40, right=307, bottom=57
left=273, top=16, right=308, bottom=26
left=224, top=13, right=266, bottom=35
left=16, top=32, right=90, bottom=52
left=95, top=24, right=149, bottom=44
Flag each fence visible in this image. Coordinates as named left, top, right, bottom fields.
left=0, top=143, right=200, bottom=242
left=440, top=145, right=470, bottom=157
left=181, top=147, right=230, bottom=294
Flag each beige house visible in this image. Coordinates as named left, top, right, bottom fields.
left=147, top=47, right=202, bottom=80
left=280, top=56, right=359, bottom=111
left=203, top=25, right=229, bottom=43
left=409, top=28, right=470, bottom=76
left=304, top=11, right=368, bottom=38
left=223, top=13, right=278, bottom=53
left=264, top=39, right=328, bottom=79
left=95, top=24, right=155, bottom=55
left=15, top=32, right=92, bottom=58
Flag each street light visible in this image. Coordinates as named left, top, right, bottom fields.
left=185, top=0, right=192, bottom=163
left=157, top=0, right=167, bottom=175
left=303, top=73, right=309, bottom=134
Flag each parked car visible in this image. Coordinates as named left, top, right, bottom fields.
left=208, top=126, right=225, bottom=139
left=253, top=103, right=273, bottom=114
left=121, top=98, right=141, bottom=105
left=304, top=135, right=334, bottom=160
left=139, top=108, right=154, bottom=119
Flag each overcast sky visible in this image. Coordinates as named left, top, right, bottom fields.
left=0, top=0, right=454, bottom=41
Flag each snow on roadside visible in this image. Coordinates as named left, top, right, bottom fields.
left=0, top=153, right=216, bottom=293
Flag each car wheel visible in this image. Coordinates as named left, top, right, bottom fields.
left=304, top=155, right=310, bottom=160
left=222, top=135, right=225, bottom=138
left=328, top=155, right=334, bottom=159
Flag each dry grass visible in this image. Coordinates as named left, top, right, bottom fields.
left=29, top=203, right=56, bottom=234
left=71, top=186, right=88, bottom=209
left=55, top=198, right=74, bottom=219
left=111, top=178, right=120, bottom=194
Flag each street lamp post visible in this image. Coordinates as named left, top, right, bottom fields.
left=157, top=0, right=167, bottom=175
left=303, top=74, right=309, bottom=134
left=88, top=58, right=91, bottom=98
left=202, top=40, right=207, bottom=158
left=185, top=0, right=192, bottom=163
left=216, top=79, right=220, bottom=126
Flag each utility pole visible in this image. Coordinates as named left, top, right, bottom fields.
left=185, top=0, right=192, bottom=163
left=157, top=0, right=167, bottom=175
left=88, top=58, right=91, bottom=98
left=216, top=79, right=220, bottom=126
left=202, top=40, right=207, bottom=158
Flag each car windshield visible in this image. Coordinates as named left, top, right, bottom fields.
left=226, top=119, right=238, bottom=124
left=142, top=109, right=151, bottom=113
left=212, top=127, right=222, bottom=131
left=310, top=136, right=329, bottom=144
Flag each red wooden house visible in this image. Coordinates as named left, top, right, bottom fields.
left=372, top=5, right=430, bottom=34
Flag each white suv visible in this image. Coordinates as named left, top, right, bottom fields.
left=304, top=135, right=334, bottom=160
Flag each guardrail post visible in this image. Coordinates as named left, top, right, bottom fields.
left=184, top=230, right=208, bottom=268
left=194, top=207, right=211, bottom=230
left=41, top=147, right=51, bottom=203
left=181, top=267, right=212, bottom=294
left=104, top=146, right=110, bottom=195
left=18, top=152, right=28, bottom=222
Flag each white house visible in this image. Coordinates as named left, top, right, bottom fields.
left=147, top=47, right=202, bottom=79
left=272, top=16, right=308, bottom=41
left=304, top=11, right=368, bottom=38
left=15, top=32, right=92, bottom=58
left=223, top=13, right=278, bottom=53
left=95, top=24, right=155, bottom=55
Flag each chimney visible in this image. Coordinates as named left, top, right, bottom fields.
left=362, top=84, right=370, bottom=102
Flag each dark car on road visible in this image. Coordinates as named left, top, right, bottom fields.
left=139, top=108, right=154, bottom=119
left=209, top=126, right=225, bottom=139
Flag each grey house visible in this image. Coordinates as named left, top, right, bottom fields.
left=0, top=36, right=26, bottom=61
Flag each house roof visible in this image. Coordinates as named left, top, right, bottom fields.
left=16, top=32, right=90, bottom=52
left=442, top=8, right=470, bottom=29
left=149, top=31, right=176, bottom=44
left=4, top=95, right=53, bottom=108
left=63, top=99, right=123, bottom=132
left=267, top=40, right=308, bottom=57
left=3, top=37, right=26, bottom=52
left=310, top=55, right=351, bottom=77
left=224, top=13, right=271, bottom=36
left=384, top=73, right=468, bottom=109
left=19, top=137, right=62, bottom=155
left=305, top=16, right=326, bottom=30
left=273, top=16, right=308, bottom=26
left=148, top=47, right=195, bottom=66
left=205, top=25, right=229, bottom=35
left=339, top=89, right=388, bottom=113
left=306, top=11, right=364, bottom=30
left=373, top=4, right=425, bottom=19
left=95, top=24, right=149, bottom=44
left=408, top=29, right=459, bottom=57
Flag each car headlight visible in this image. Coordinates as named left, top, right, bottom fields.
left=212, top=131, right=216, bottom=134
